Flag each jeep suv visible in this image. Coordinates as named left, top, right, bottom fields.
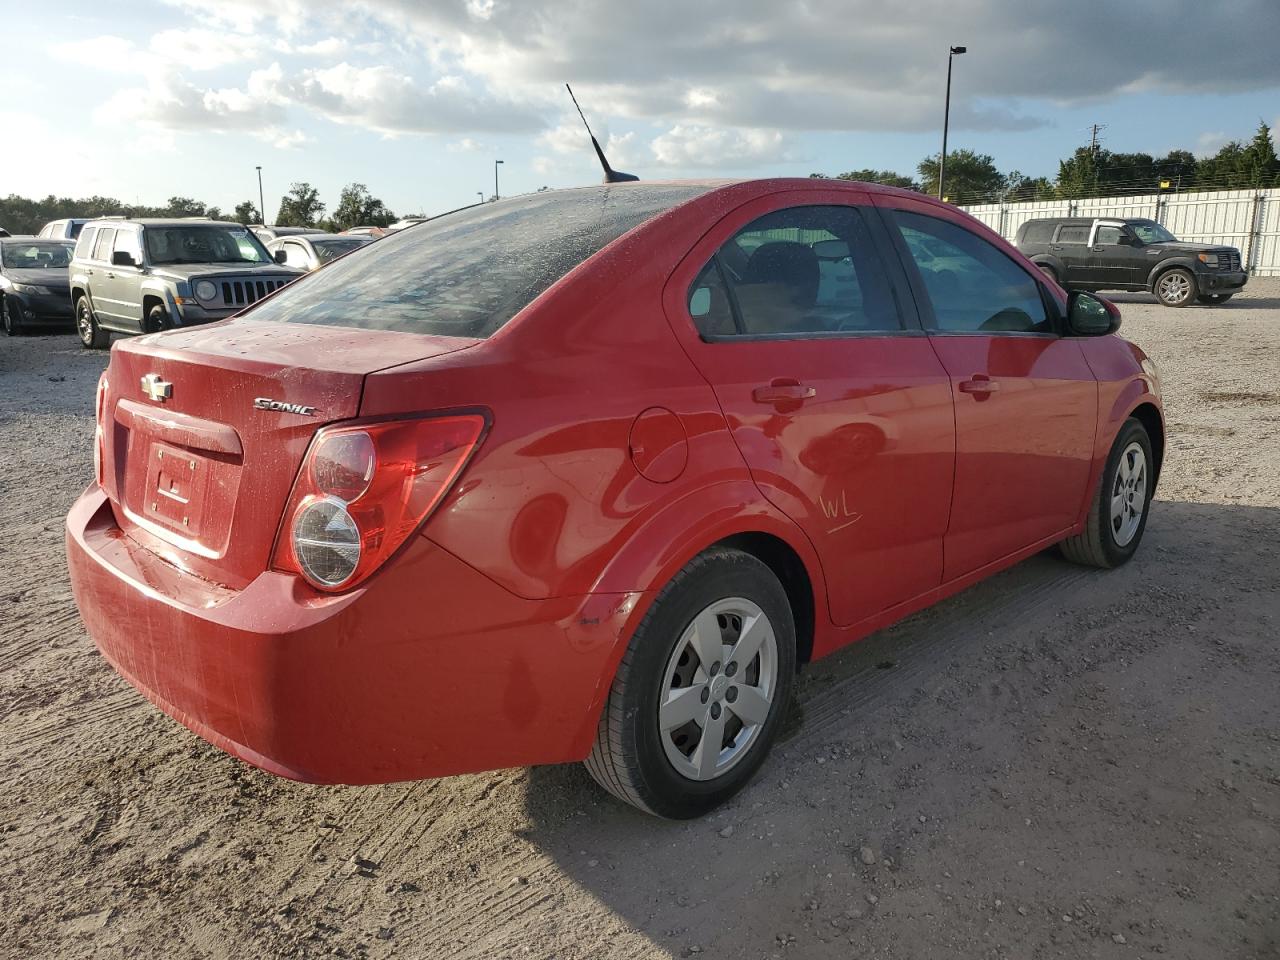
left=1015, top=217, right=1247, bottom=307
left=70, top=218, right=305, bottom=349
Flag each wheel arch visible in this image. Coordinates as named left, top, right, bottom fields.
left=713, top=531, right=816, bottom=666
left=1146, top=258, right=1199, bottom=291
left=1128, top=401, right=1165, bottom=489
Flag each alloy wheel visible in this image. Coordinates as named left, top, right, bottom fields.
left=1110, top=441, right=1148, bottom=547
left=1157, top=272, right=1191, bottom=305
left=77, top=301, right=93, bottom=345
left=659, top=597, right=779, bottom=781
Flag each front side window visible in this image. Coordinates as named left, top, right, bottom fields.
left=144, top=226, right=272, bottom=265
left=281, top=242, right=311, bottom=269
left=689, top=205, right=900, bottom=338
left=1131, top=221, right=1177, bottom=244
left=92, top=228, right=116, bottom=262
left=1094, top=225, right=1123, bottom=245
left=892, top=210, right=1050, bottom=334
left=113, top=229, right=142, bottom=265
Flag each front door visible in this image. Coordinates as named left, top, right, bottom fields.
left=876, top=197, right=1099, bottom=581
left=664, top=191, right=956, bottom=628
left=1083, top=221, right=1146, bottom=289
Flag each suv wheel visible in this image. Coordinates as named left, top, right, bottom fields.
left=2, top=295, right=21, bottom=336
left=1154, top=268, right=1196, bottom=307
left=1059, top=418, right=1153, bottom=569
left=1197, top=293, right=1233, bottom=305
left=585, top=547, right=796, bottom=818
left=146, top=304, right=172, bottom=334
left=76, top=297, right=109, bottom=350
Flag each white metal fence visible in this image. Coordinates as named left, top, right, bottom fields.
left=962, top=189, right=1280, bottom=277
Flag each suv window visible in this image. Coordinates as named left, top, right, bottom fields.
left=1095, top=225, right=1123, bottom=245
left=76, top=227, right=98, bottom=260
left=281, top=241, right=311, bottom=270
left=113, top=229, right=142, bottom=265
left=92, top=228, right=116, bottom=262
left=145, top=225, right=272, bottom=265
left=1021, top=222, right=1055, bottom=244
left=247, top=184, right=714, bottom=338
left=892, top=211, right=1050, bottom=334
left=1055, top=225, right=1089, bottom=244
left=690, top=205, right=900, bottom=338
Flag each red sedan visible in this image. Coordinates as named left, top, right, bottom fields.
left=67, top=179, right=1162, bottom=818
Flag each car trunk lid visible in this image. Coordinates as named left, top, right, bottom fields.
left=102, top=319, right=477, bottom=588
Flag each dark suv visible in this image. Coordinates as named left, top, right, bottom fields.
left=70, top=218, right=304, bottom=348
left=1015, top=217, right=1246, bottom=307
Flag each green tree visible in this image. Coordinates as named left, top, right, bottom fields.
left=233, top=200, right=261, bottom=225
left=1241, top=121, right=1279, bottom=188
left=1002, top=171, right=1055, bottom=201
left=810, top=169, right=920, bottom=190
left=275, top=182, right=325, bottom=228
left=330, top=183, right=395, bottom=231
left=917, top=150, right=1005, bottom=202
left=165, top=196, right=207, bottom=217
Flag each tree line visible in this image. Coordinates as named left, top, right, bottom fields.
left=812, top=122, right=1280, bottom=205
left=0, top=181, right=400, bottom=236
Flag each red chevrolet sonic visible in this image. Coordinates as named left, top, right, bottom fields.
left=67, top=179, right=1162, bottom=818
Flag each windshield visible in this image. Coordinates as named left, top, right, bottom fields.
left=311, top=238, right=372, bottom=264
left=246, top=184, right=714, bottom=337
left=1131, top=221, right=1177, bottom=244
left=145, top=225, right=273, bottom=265
left=2, top=242, right=74, bottom=268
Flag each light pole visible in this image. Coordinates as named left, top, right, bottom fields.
left=494, top=159, right=504, bottom=201
left=938, top=45, right=967, bottom=201
left=255, top=165, right=265, bottom=225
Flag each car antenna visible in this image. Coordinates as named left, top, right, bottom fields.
left=565, top=83, right=638, bottom=184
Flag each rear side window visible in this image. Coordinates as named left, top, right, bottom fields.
left=75, top=227, right=98, bottom=260
left=247, top=185, right=714, bottom=338
left=1020, top=221, right=1055, bottom=244
left=92, top=228, right=116, bottom=262
left=1055, top=224, right=1089, bottom=244
left=892, top=210, right=1050, bottom=334
left=689, top=205, right=900, bottom=338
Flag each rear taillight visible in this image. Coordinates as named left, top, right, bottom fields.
left=93, top=374, right=109, bottom=487
left=272, top=414, right=487, bottom=592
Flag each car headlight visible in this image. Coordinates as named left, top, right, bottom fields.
left=194, top=280, right=219, bottom=301
left=1197, top=253, right=1219, bottom=268
left=13, top=283, right=52, bottom=295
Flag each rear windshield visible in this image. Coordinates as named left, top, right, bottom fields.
left=245, top=184, right=714, bottom=338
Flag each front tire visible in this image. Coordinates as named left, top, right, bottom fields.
left=1060, top=418, right=1153, bottom=568
left=2, top=295, right=21, bottom=336
left=76, top=297, right=108, bottom=349
left=585, top=547, right=796, bottom=818
left=146, top=304, right=172, bottom=334
left=1154, top=268, right=1196, bottom=307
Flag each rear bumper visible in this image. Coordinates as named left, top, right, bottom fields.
left=67, top=486, right=638, bottom=784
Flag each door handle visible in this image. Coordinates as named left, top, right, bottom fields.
left=958, top=375, right=1000, bottom=398
left=105, top=272, right=116, bottom=279
left=752, top=379, right=816, bottom=404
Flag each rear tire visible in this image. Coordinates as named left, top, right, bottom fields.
left=2, top=295, right=21, bottom=336
left=1153, top=268, right=1196, bottom=307
left=585, top=547, right=796, bottom=819
left=1060, top=418, right=1153, bottom=569
left=1197, top=293, right=1233, bottom=305
left=76, top=296, right=108, bottom=350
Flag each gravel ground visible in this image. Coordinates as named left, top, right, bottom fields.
left=1, top=283, right=1278, bottom=960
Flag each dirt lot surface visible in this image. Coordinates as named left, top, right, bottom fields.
left=2, top=283, right=1278, bottom=960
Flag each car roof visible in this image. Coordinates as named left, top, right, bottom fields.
left=83, top=218, right=249, bottom=228
left=1, top=236, right=71, bottom=243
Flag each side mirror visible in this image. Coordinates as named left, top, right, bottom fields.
left=1067, top=291, right=1121, bottom=336
left=111, top=250, right=136, bottom=268
left=274, top=249, right=288, bottom=264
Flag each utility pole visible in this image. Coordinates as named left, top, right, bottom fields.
left=255, top=166, right=265, bottom=225
left=938, top=45, right=967, bottom=201
left=494, top=159, right=504, bottom=201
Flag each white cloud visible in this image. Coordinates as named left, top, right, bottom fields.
left=48, top=35, right=137, bottom=70
left=1196, top=131, right=1229, bottom=157
left=447, top=137, right=484, bottom=152
left=651, top=125, right=790, bottom=168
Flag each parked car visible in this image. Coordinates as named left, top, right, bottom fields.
left=341, top=225, right=389, bottom=238
left=266, top=234, right=374, bottom=272
left=250, top=225, right=328, bottom=244
left=0, top=238, right=76, bottom=334
left=386, top=218, right=428, bottom=232
left=1015, top=216, right=1246, bottom=307
left=38, top=218, right=92, bottom=241
left=70, top=218, right=304, bottom=349
left=67, top=179, right=1163, bottom=818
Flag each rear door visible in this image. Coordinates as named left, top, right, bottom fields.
left=1053, top=222, right=1093, bottom=286
left=876, top=197, right=1098, bottom=581
left=663, top=190, right=956, bottom=629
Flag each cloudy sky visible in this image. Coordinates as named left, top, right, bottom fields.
left=8, top=0, right=1280, bottom=217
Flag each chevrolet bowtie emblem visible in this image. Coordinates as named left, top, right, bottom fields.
left=140, top=373, right=173, bottom=402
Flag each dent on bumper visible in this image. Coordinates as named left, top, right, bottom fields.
left=66, top=487, right=639, bottom=784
